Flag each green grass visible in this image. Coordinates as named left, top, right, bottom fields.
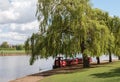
left=0, top=50, right=25, bottom=55
left=40, top=62, right=120, bottom=82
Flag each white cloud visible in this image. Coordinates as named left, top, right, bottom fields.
left=20, top=20, right=39, bottom=31
left=0, top=0, right=10, bottom=10
left=0, top=9, right=20, bottom=22
left=10, top=23, right=16, bottom=30
left=9, top=20, right=39, bottom=33
left=0, top=32, right=26, bottom=40
left=0, top=29, right=2, bottom=32
left=0, top=20, right=39, bottom=44
left=0, top=0, right=37, bottom=24
left=0, top=0, right=39, bottom=44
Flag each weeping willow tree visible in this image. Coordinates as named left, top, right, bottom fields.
left=91, top=8, right=115, bottom=63
left=78, top=20, right=111, bottom=66
left=25, top=0, right=112, bottom=68
left=25, top=0, right=82, bottom=65
left=26, top=0, right=93, bottom=67
left=95, top=13, right=120, bottom=62
left=102, top=15, right=120, bottom=62
left=103, top=14, right=115, bottom=63
left=110, top=16, right=120, bottom=60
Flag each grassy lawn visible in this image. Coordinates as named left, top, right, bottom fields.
left=40, top=61, right=120, bottom=82
left=0, top=50, right=25, bottom=55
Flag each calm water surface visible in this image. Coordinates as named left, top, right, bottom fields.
left=0, top=55, right=118, bottom=82
left=0, top=56, right=54, bottom=82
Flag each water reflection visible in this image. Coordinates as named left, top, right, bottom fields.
left=0, top=56, right=54, bottom=82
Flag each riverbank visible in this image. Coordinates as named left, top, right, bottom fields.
left=10, top=60, right=120, bottom=82
left=10, top=76, right=44, bottom=82
left=0, top=50, right=25, bottom=56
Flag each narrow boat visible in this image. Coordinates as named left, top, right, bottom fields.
left=53, top=57, right=92, bottom=69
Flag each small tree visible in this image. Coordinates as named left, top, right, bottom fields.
left=0, top=42, right=9, bottom=48
left=111, top=16, right=120, bottom=59
left=16, top=45, right=24, bottom=50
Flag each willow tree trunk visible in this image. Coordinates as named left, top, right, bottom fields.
left=118, top=56, right=120, bottom=60
left=81, top=41, right=90, bottom=68
left=83, top=54, right=90, bottom=68
left=96, top=57, right=100, bottom=64
left=109, top=54, right=112, bottom=62
left=109, top=54, right=112, bottom=63
left=108, top=49, right=112, bottom=62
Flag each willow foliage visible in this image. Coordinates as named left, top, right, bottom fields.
left=111, top=16, right=120, bottom=56
left=25, top=0, right=118, bottom=65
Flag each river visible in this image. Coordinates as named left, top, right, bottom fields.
left=0, top=55, right=118, bottom=82
left=0, top=56, right=54, bottom=82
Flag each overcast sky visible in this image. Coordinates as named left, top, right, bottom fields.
left=0, top=0, right=39, bottom=45
left=0, top=0, right=120, bottom=45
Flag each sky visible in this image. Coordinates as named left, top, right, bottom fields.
left=0, top=0, right=39, bottom=45
left=91, top=0, right=120, bottom=17
left=0, top=0, right=120, bottom=45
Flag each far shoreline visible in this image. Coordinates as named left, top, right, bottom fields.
left=0, top=50, right=26, bottom=56
left=0, top=54, right=28, bottom=56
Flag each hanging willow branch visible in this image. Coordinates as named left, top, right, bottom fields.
left=25, top=0, right=120, bottom=65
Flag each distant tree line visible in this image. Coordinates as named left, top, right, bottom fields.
left=0, top=41, right=24, bottom=50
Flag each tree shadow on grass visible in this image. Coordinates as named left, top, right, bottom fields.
left=30, top=62, right=119, bottom=77
left=91, top=67, right=120, bottom=78
left=30, top=64, right=88, bottom=77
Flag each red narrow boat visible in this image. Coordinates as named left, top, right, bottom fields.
left=53, top=57, right=92, bottom=69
